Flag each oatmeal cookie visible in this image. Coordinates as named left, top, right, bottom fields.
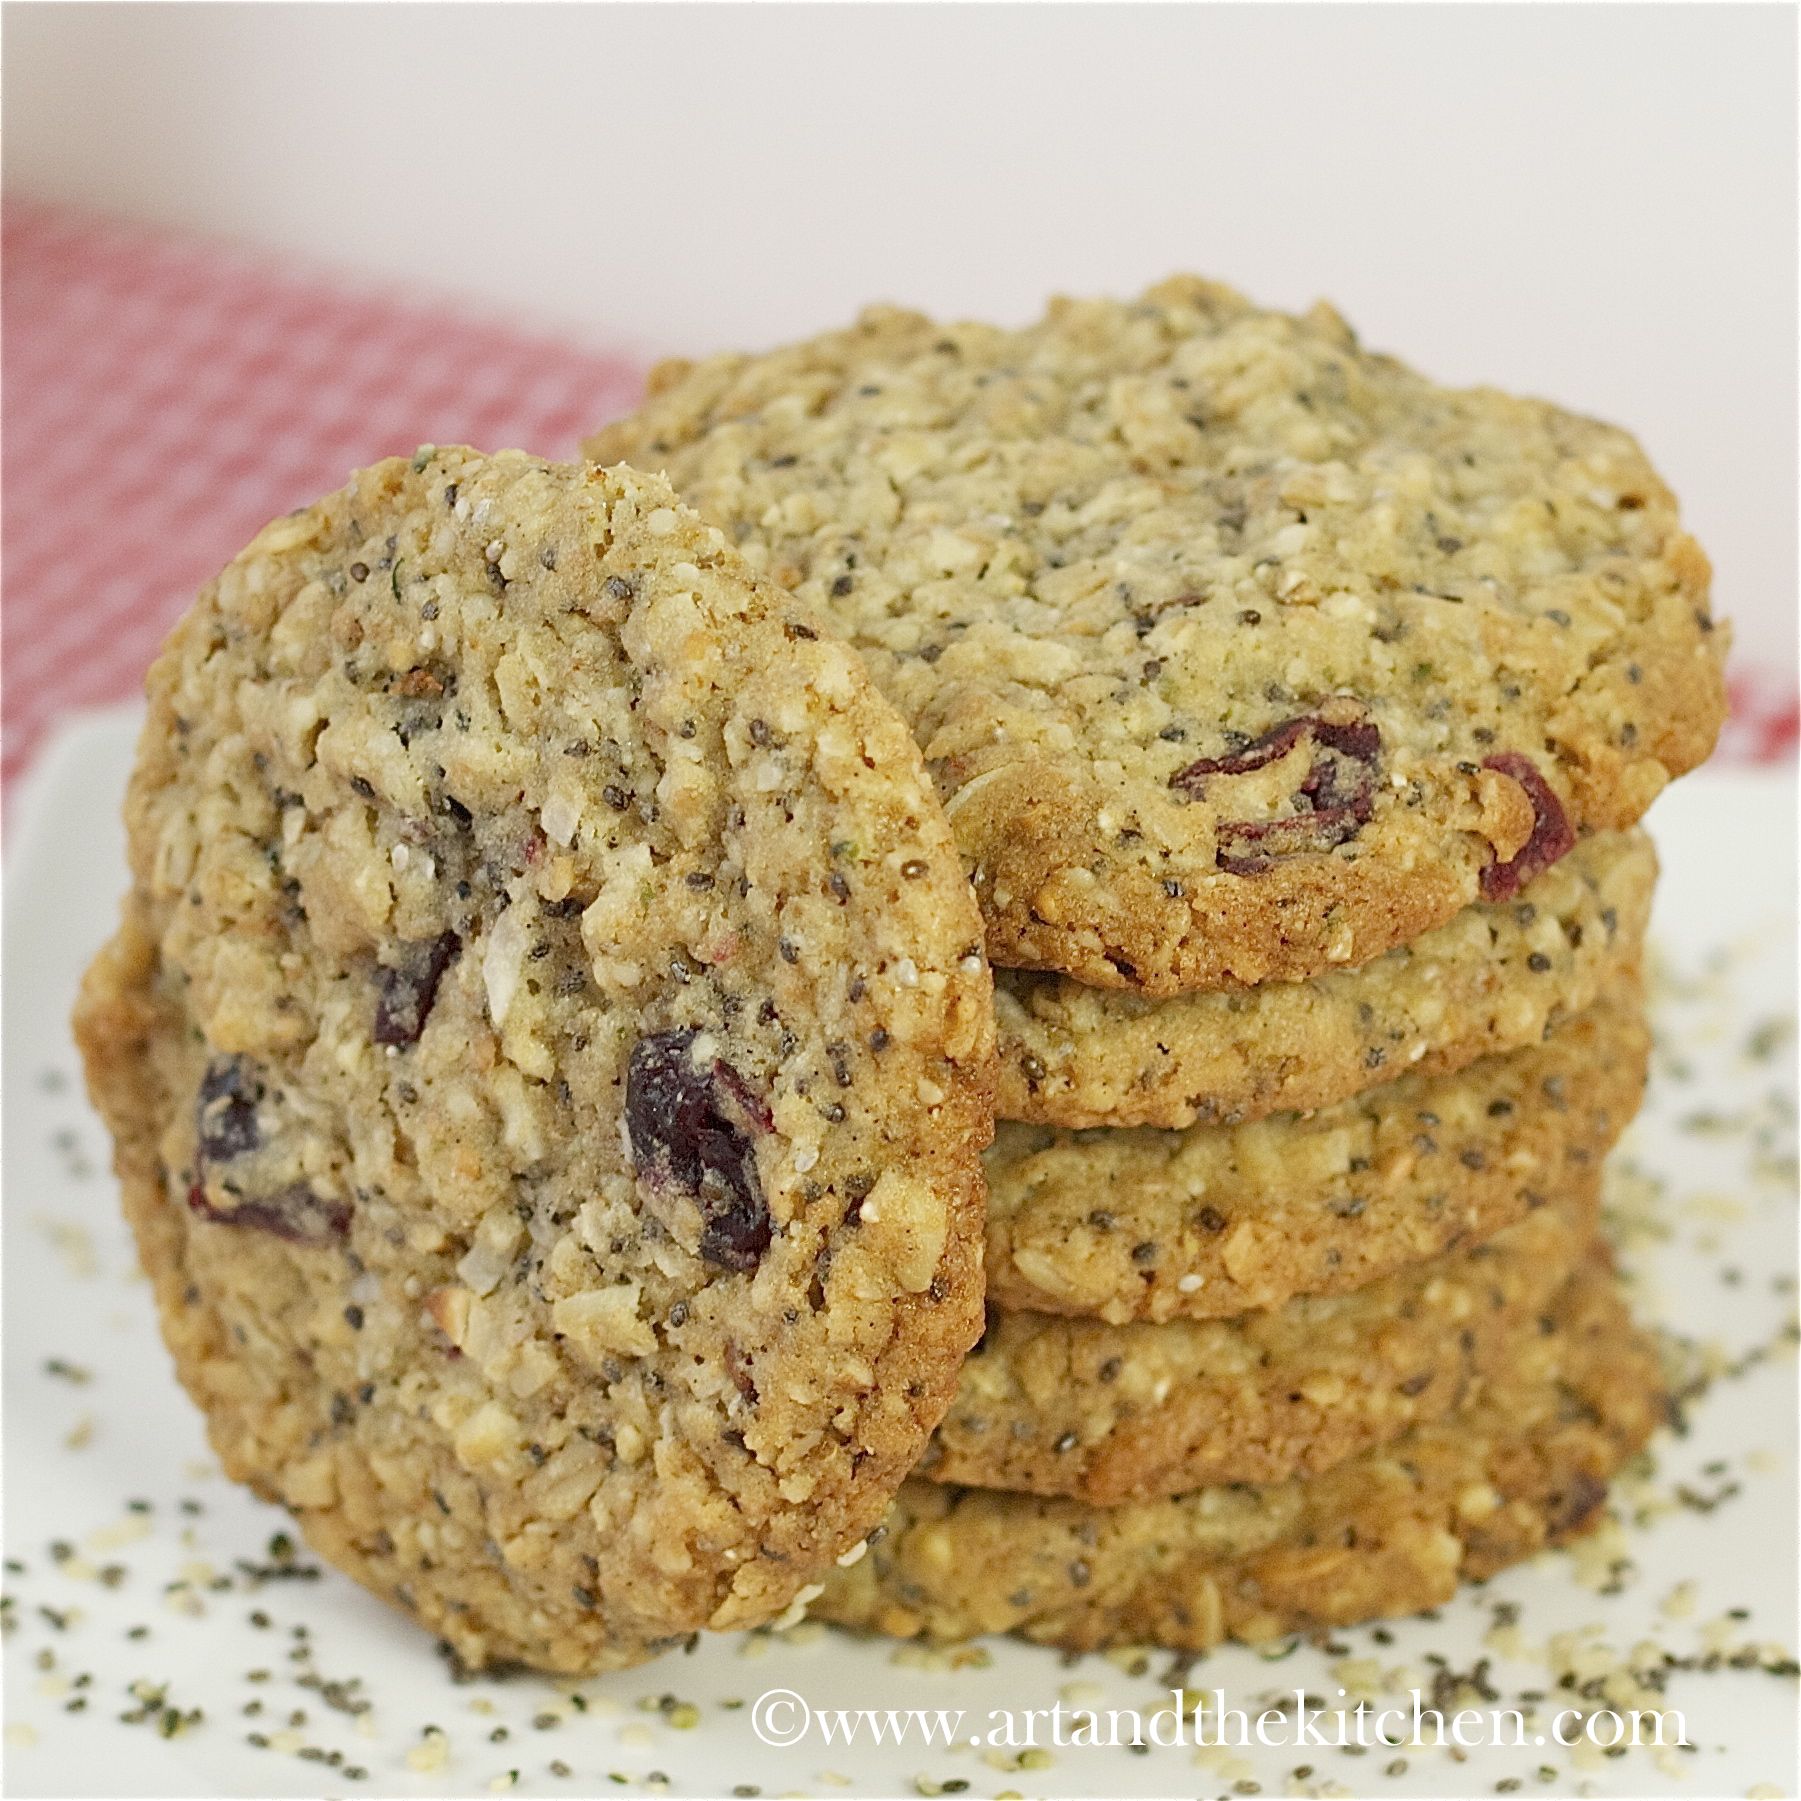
left=997, top=828, right=1652, bottom=1128
left=817, top=1250, right=1664, bottom=1651
left=589, top=279, right=1724, bottom=993
left=924, top=1182, right=1596, bottom=1502
left=986, top=986, right=1645, bottom=1323
left=74, top=450, right=995, bottom=1674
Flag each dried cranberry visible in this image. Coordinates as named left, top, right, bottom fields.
left=196, top=1056, right=263, bottom=1161
left=189, top=1056, right=351, bottom=1244
left=1478, top=754, right=1575, bottom=900
left=187, top=1181, right=351, bottom=1245
left=1300, top=718, right=1381, bottom=811
left=1172, top=710, right=1382, bottom=872
left=1170, top=716, right=1312, bottom=785
left=374, top=931, right=461, bottom=1047
left=626, top=1030, right=772, bottom=1272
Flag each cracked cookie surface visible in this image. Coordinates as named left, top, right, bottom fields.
left=75, top=450, right=995, bottom=1674
left=997, top=828, right=1653, bottom=1128
left=924, top=1183, right=1596, bottom=1502
left=985, top=986, right=1645, bottom=1323
left=818, top=1250, right=1664, bottom=1651
left=589, top=278, right=1725, bottom=993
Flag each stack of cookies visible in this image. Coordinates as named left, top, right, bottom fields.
left=824, top=856, right=1665, bottom=1650
left=77, top=279, right=1727, bottom=1679
left=591, top=279, right=1728, bottom=1653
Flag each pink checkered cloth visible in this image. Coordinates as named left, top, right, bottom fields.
left=2, top=200, right=645, bottom=786
left=4, top=199, right=1793, bottom=788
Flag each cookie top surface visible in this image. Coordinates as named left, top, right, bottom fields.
left=818, top=1250, right=1663, bottom=1652
left=924, top=1184, right=1595, bottom=1502
left=996, top=827, right=1654, bottom=1128
left=984, top=986, right=1645, bottom=1323
left=78, top=449, right=995, bottom=1671
left=589, top=278, right=1725, bottom=992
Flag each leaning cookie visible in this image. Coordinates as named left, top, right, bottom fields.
left=985, top=986, right=1645, bottom=1324
left=817, top=1250, right=1664, bottom=1652
left=923, top=1181, right=1596, bottom=1502
left=74, top=451, right=995, bottom=1674
left=591, top=278, right=1725, bottom=994
left=997, top=829, right=1653, bottom=1129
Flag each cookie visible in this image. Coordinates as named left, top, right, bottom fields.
left=985, top=987, right=1645, bottom=1324
left=997, top=828, right=1652, bottom=1128
left=817, top=1249, right=1664, bottom=1651
left=923, top=1181, right=1596, bottom=1503
left=588, top=278, right=1725, bottom=994
left=74, top=450, right=996, bottom=1674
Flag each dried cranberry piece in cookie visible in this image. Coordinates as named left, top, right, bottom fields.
left=1300, top=717, right=1382, bottom=811
left=195, top=1054, right=263, bottom=1160
left=1172, top=706, right=1382, bottom=873
left=1172, top=716, right=1314, bottom=784
left=1479, top=754, right=1576, bottom=901
left=187, top=1181, right=351, bottom=1245
left=626, top=1029, right=775, bottom=1272
left=190, top=1056, right=350, bottom=1244
left=373, top=931, right=461, bottom=1047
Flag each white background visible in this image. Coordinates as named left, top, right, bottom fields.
left=4, top=4, right=1795, bottom=674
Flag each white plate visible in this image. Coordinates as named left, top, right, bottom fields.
left=4, top=709, right=1796, bottom=1801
